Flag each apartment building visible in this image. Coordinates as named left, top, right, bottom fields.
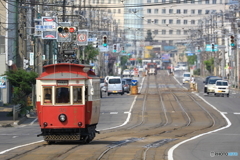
left=142, top=0, right=227, bottom=45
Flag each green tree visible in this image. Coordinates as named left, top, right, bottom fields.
left=204, top=58, right=214, bottom=74
left=187, top=55, right=197, bottom=65
left=81, top=44, right=100, bottom=64
left=2, top=69, right=38, bottom=107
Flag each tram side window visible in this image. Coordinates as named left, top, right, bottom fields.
left=73, top=87, right=83, bottom=104
left=56, top=87, right=70, bottom=104
left=43, top=88, right=52, bottom=104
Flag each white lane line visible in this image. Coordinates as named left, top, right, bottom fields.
left=124, top=112, right=129, bottom=114
left=30, top=118, right=38, bottom=125
left=233, top=112, right=240, bottom=115
left=168, top=92, right=232, bottom=160
left=222, top=112, right=228, bottom=114
left=99, top=76, right=145, bottom=131
left=110, top=112, right=118, bottom=114
left=0, top=140, right=44, bottom=154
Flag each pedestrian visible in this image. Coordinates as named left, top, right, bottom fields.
left=191, top=75, right=195, bottom=84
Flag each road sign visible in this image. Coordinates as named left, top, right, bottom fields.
left=42, top=17, right=57, bottom=30
left=35, top=25, right=53, bottom=31
left=205, top=44, right=218, bottom=51
left=98, top=45, right=109, bottom=52
left=88, top=38, right=97, bottom=42
left=76, top=30, right=88, bottom=46
left=42, top=31, right=57, bottom=39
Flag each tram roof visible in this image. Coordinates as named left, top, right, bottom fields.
left=37, top=63, right=98, bottom=80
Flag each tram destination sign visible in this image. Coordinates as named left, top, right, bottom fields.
left=57, top=80, right=68, bottom=85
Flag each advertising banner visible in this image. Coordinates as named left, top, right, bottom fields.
left=0, top=76, right=7, bottom=88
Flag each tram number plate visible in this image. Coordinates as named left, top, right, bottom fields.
left=218, top=91, right=222, bottom=92
left=113, top=91, right=117, bottom=93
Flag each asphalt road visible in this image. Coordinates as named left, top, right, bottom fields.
left=171, top=71, right=240, bottom=160
left=0, top=76, right=143, bottom=154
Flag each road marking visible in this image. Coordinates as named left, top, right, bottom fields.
left=0, top=140, right=44, bottom=154
left=110, top=112, right=118, bottom=114
left=99, top=76, right=145, bottom=131
left=221, top=112, right=228, bottom=114
left=233, top=112, right=240, bottom=114
left=124, top=112, right=129, bottom=114
left=168, top=92, right=232, bottom=160
left=30, top=118, right=38, bottom=125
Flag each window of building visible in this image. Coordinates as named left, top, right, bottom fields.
left=191, top=0, right=195, bottom=3
left=169, top=9, right=173, bottom=14
left=184, top=30, right=188, bottom=35
left=184, top=9, right=188, bottom=14
left=184, top=0, right=187, bottom=3
left=96, top=0, right=99, bottom=4
left=162, top=19, right=166, bottom=24
left=205, top=0, right=209, bottom=4
left=198, top=0, right=202, bottom=4
left=147, top=0, right=151, bottom=3
left=113, top=9, right=116, bottom=13
left=154, top=30, right=158, bottom=34
left=212, top=0, right=216, bottom=4
left=162, top=0, right=166, bottom=3
left=184, top=20, right=188, bottom=24
left=177, top=9, right=181, bottom=14
left=169, top=30, right=173, bottom=35
left=162, top=9, right=166, bottom=14
left=169, top=40, right=173, bottom=45
left=118, top=19, right=121, bottom=24
left=220, top=0, right=222, bottom=4
left=169, top=0, right=173, bottom=3
left=154, top=19, right=159, bottom=24
left=108, top=0, right=110, bottom=3
left=101, top=0, right=104, bottom=4
left=92, top=0, right=95, bottom=3
left=176, top=20, right=181, bottom=24
left=176, top=0, right=180, bottom=3
left=108, top=9, right=111, bottom=13
left=177, top=30, right=181, bottom=35
left=191, top=10, right=195, bottom=14
left=154, top=9, right=159, bottom=14
left=162, top=40, right=166, bottom=44
left=198, top=10, right=202, bottom=15
left=205, top=10, right=210, bottom=14
left=162, top=30, right=166, bottom=35
left=147, top=19, right=152, bottom=24
left=147, top=9, right=151, bottom=14
left=169, top=19, right=173, bottom=24
left=56, top=87, right=70, bottom=104
left=43, top=87, right=52, bottom=104
left=154, top=0, right=158, bottom=2
left=118, top=9, right=121, bottom=13
left=191, top=20, right=195, bottom=24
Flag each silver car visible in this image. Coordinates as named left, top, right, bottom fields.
left=122, top=79, right=130, bottom=93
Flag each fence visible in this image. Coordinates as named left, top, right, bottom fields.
left=13, top=104, right=21, bottom=121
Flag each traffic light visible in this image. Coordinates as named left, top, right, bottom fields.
left=230, top=35, right=235, bottom=47
left=113, top=44, right=117, bottom=52
left=103, top=36, right=107, bottom=47
left=96, top=42, right=98, bottom=48
left=211, top=43, right=215, bottom=50
left=58, top=27, right=64, bottom=33
left=69, top=27, right=76, bottom=33
left=58, top=27, right=77, bottom=33
left=122, top=47, right=125, bottom=52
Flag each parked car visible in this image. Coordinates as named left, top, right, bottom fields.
left=122, top=79, right=130, bottom=93
left=179, top=64, right=188, bottom=70
left=203, top=76, right=218, bottom=94
left=107, top=76, right=124, bottom=96
left=182, top=72, right=191, bottom=84
left=214, top=80, right=230, bottom=97
left=206, top=77, right=222, bottom=95
left=174, top=66, right=181, bottom=71
left=123, top=78, right=132, bottom=86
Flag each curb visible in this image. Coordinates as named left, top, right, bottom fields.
left=0, top=116, right=28, bottom=127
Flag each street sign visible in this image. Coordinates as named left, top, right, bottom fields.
left=35, top=25, right=53, bottom=31
left=205, top=44, right=218, bottom=51
left=76, top=30, right=88, bottom=46
left=42, top=17, right=57, bottom=30
left=88, top=38, right=97, bottom=42
left=98, top=45, right=109, bottom=52
left=42, top=31, right=57, bottom=39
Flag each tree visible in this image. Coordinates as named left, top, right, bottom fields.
left=204, top=58, right=214, bottom=74
left=2, top=69, right=38, bottom=107
left=187, top=55, right=197, bottom=65
left=80, top=44, right=100, bottom=64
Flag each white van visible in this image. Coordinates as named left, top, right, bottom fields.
left=107, top=76, right=124, bottom=96
left=182, top=72, right=191, bottom=84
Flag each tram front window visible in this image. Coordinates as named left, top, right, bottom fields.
left=56, top=87, right=70, bottom=104
left=73, top=87, right=83, bottom=104
left=43, top=87, right=52, bottom=104
left=148, top=65, right=155, bottom=68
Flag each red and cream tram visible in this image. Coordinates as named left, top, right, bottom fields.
left=147, top=62, right=157, bottom=75
left=36, top=63, right=101, bottom=144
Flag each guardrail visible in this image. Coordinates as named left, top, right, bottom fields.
left=13, top=104, right=21, bottom=121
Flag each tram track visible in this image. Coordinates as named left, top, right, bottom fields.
left=0, top=70, right=227, bottom=160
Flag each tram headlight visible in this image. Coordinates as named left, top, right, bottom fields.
left=43, top=122, right=48, bottom=127
left=59, top=114, right=67, bottom=122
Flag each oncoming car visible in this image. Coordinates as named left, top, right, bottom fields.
left=214, top=80, right=230, bottom=97
left=206, top=77, right=222, bottom=95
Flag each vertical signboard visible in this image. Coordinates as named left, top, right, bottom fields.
left=42, top=17, right=58, bottom=39
left=29, top=52, right=34, bottom=66
left=76, top=30, right=88, bottom=46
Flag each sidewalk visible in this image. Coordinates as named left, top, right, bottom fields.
left=0, top=105, right=32, bottom=127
